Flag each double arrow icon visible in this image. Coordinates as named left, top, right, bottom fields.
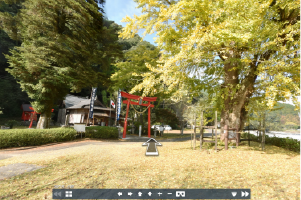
left=241, top=191, right=249, bottom=197
left=53, top=192, right=61, bottom=197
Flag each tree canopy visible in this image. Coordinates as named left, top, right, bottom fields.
left=111, top=39, right=160, bottom=94
left=0, top=0, right=122, bottom=128
left=119, top=0, right=300, bottom=132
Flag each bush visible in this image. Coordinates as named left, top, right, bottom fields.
left=0, top=127, right=77, bottom=149
left=86, top=126, right=118, bottom=139
left=6, top=120, right=18, bottom=129
left=241, top=132, right=300, bottom=152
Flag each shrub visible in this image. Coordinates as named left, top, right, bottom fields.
left=241, top=132, right=300, bottom=152
left=6, top=120, right=18, bottom=129
left=0, top=127, right=77, bottom=149
left=86, top=126, right=118, bottom=139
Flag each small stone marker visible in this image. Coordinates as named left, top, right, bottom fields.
left=1, top=126, right=10, bottom=129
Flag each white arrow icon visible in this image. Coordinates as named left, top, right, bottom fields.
left=117, top=192, right=122, bottom=196
left=148, top=192, right=152, bottom=196
left=138, top=192, right=142, bottom=196
left=241, top=191, right=249, bottom=197
left=128, top=192, right=133, bottom=196
left=142, top=138, right=162, bottom=156
left=231, top=192, right=237, bottom=197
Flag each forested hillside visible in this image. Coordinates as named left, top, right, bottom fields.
left=249, top=103, right=300, bottom=131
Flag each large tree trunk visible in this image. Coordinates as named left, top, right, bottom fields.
left=180, top=117, right=184, bottom=135
left=220, top=48, right=258, bottom=141
left=37, top=110, right=52, bottom=129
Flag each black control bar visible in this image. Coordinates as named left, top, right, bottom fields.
left=53, top=189, right=251, bottom=199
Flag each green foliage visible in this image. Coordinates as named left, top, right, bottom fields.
left=117, top=34, right=156, bottom=53
left=119, top=0, right=300, bottom=131
left=0, top=1, right=32, bottom=117
left=86, top=126, right=118, bottom=139
left=133, top=121, right=143, bottom=134
left=0, top=76, right=32, bottom=117
left=6, top=120, right=18, bottom=128
left=154, top=108, right=179, bottom=129
left=248, top=102, right=300, bottom=131
left=241, top=132, right=300, bottom=153
left=0, top=127, right=76, bottom=149
left=0, top=0, right=122, bottom=129
left=101, top=90, right=108, bottom=106
left=111, top=41, right=160, bottom=94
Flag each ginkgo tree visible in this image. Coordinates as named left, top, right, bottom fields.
left=119, top=0, right=300, bottom=135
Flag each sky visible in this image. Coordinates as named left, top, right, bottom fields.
left=104, top=0, right=157, bottom=45
left=103, top=0, right=300, bottom=107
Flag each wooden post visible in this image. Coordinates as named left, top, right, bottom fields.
left=236, top=128, right=238, bottom=147
left=237, top=125, right=241, bottom=144
left=248, top=117, right=250, bottom=146
left=86, top=117, right=89, bottom=126
left=109, top=99, right=111, bottom=127
left=259, top=114, right=261, bottom=141
left=215, top=111, right=217, bottom=151
left=122, top=100, right=130, bottom=138
left=86, top=89, right=93, bottom=126
left=93, top=114, right=94, bottom=125
left=224, top=125, right=228, bottom=150
left=193, top=114, right=196, bottom=150
left=148, top=102, right=151, bottom=138
left=200, top=111, right=203, bottom=151
left=262, top=112, right=266, bottom=151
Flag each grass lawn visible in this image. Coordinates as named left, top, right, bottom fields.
left=0, top=139, right=299, bottom=200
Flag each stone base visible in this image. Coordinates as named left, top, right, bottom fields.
left=1, top=126, right=10, bottom=129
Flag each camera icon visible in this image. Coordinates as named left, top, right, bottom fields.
left=176, top=191, right=185, bottom=197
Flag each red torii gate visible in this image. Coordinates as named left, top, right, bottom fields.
left=28, top=107, right=54, bottom=128
left=121, top=91, right=157, bottom=138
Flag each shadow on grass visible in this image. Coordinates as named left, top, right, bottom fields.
left=237, top=141, right=300, bottom=157
left=173, top=136, right=299, bottom=157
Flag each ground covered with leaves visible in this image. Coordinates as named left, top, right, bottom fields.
left=0, top=140, right=299, bottom=200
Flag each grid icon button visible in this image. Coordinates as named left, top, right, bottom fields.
left=65, top=191, right=72, bottom=197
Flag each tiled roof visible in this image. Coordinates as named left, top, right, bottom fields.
left=64, top=94, right=88, bottom=108
left=22, top=104, right=33, bottom=112
left=66, top=97, right=114, bottom=111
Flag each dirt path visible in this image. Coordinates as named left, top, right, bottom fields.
left=0, top=139, right=125, bottom=180
left=0, top=139, right=122, bottom=158
left=0, top=131, right=220, bottom=180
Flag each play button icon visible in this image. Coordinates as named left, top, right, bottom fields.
left=241, top=191, right=249, bottom=197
